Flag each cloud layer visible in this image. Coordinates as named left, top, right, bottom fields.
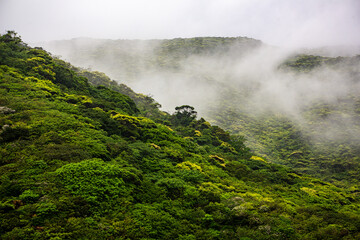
left=1, top=0, right=359, bottom=47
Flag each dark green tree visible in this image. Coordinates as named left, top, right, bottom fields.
left=172, top=105, right=197, bottom=126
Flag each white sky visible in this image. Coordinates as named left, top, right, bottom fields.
left=0, top=0, right=359, bottom=47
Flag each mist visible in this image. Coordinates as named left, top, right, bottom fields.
left=2, top=0, right=359, bottom=116
left=40, top=38, right=359, bottom=116
left=1, top=0, right=360, bottom=48
left=40, top=36, right=360, bottom=160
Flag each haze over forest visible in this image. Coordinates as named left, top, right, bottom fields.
left=1, top=0, right=360, bottom=190
left=2, top=0, right=360, bottom=192
left=1, top=1, right=360, bottom=239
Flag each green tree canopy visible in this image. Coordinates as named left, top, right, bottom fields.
left=173, top=105, right=197, bottom=126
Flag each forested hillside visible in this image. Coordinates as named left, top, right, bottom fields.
left=1, top=32, right=360, bottom=239
left=42, top=37, right=360, bottom=187
left=206, top=54, right=360, bottom=186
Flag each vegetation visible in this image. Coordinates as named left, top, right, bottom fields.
left=47, top=36, right=360, bottom=187
left=206, top=54, right=360, bottom=187
left=1, top=32, right=360, bottom=239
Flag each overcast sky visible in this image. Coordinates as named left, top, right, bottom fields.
left=0, top=0, right=359, bottom=47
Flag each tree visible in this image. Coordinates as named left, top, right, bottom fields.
left=173, top=105, right=197, bottom=126
left=0, top=31, right=22, bottom=44
left=0, top=31, right=27, bottom=65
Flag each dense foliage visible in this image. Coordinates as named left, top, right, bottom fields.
left=1, top=32, right=360, bottom=239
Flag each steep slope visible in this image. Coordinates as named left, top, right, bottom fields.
left=1, top=32, right=360, bottom=239
left=41, top=37, right=360, bottom=186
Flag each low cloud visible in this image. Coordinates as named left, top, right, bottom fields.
left=1, top=0, right=359, bottom=48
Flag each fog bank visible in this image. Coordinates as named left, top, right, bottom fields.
left=1, top=0, right=360, bottom=49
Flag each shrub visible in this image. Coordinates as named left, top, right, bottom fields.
left=56, top=159, right=136, bottom=206
left=19, top=190, right=39, bottom=203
